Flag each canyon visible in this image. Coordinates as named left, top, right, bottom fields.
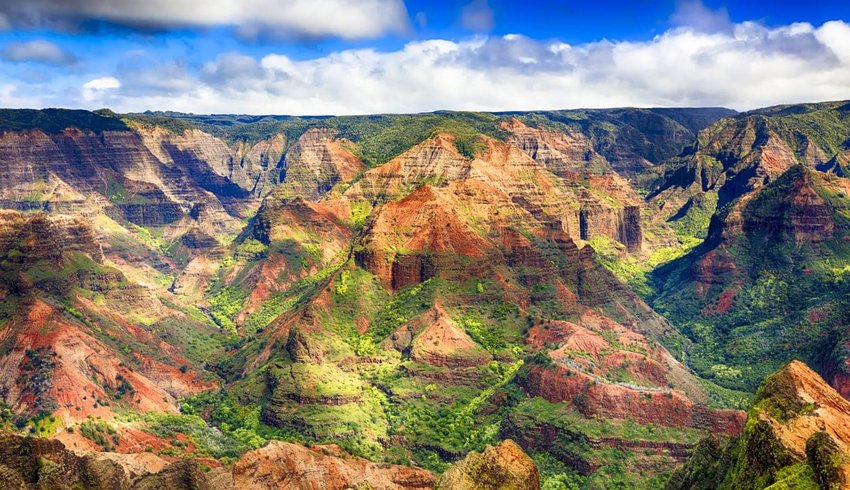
left=0, top=102, right=849, bottom=488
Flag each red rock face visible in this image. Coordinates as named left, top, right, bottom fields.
left=0, top=127, right=252, bottom=242
left=233, top=441, right=435, bottom=490
left=278, top=128, right=365, bottom=200
left=578, top=204, right=643, bottom=252
left=823, top=351, right=850, bottom=400
left=829, top=370, right=850, bottom=401
left=404, top=306, right=492, bottom=368
left=503, top=118, right=607, bottom=179
left=522, top=365, right=744, bottom=435
left=521, top=310, right=745, bottom=437
left=739, top=172, right=835, bottom=244
left=349, top=134, right=473, bottom=203
left=788, top=177, right=835, bottom=244
left=0, top=299, right=213, bottom=424
left=503, top=119, right=646, bottom=251
left=356, top=184, right=494, bottom=290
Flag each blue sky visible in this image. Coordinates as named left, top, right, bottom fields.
left=0, top=0, right=848, bottom=114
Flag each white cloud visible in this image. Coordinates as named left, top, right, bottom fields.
left=0, top=83, right=43, bottom=108
left=25, top=20, right=850, bottom=114
left=82, top=76, right=121, bottom=102
left=1, top=39, right=76, bottom=65
left=461, top=0, right=494, bottom=32
left=670, top=0, right=731, bottom=33
left=1, top=0, right=409, bottom=40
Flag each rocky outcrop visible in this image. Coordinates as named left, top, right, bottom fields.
left=0, top=126, right=249, bottom=241
left=349, top=134, right=472, bottom=203
left=406, top=306, right=492, bottom=368
left=651, top=103, right=847, bottom=230
left=501, top=115, right=662, bottom=253
left=0, top=432, right=233, bottom=489
left=579, top=204, right=642, bottom=251
left=0, top=433, right=435, bottom=490
left=741, top=166, right=835, bottom=244
left=232, top=133, right=287, bottom=196
left=278, top=128, right=365, bottom=200
left=0, top=211, right=103, bottom=261
left=521, top=363, right=744, bottom=435
left=356, top=184, right=492, bottom=290
left=132, top=459, right=229, bottom=490
left=436, top=440, right=539, bottom=490
left=285, top=327, right=324, bottom=364
left=0, top=298, right=210, bottom=422
left=0, top=433, right=127, bottom=488
left=0, top=212, right=123, bottom=296
left=503, top=118, right=607, bottom=179
left=668, top=361, right=850, bottom=490
left=232, top=441, right=435, bottom=490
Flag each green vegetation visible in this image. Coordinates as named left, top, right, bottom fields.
left=668, top=190, right=719, bottom=239
left=752, top=368, right=816, bottom=423
left=207, top=286, right=248, bottom=334
left=368, top=279, right=437, bottom=341
left=805, top=431, right=843, bottom=490
left=384, top=360, right=523, bottom=469
left=181, top=391, right=288, bottom=450
left=513, top=397, right=704, bottom=445
left=459, top=314, right=507, bottom=353
left=136, top=411, right=248, bottom=460
left=8, top=104, right=846, bottom=486
left=233, top=238, right=268, bottom=260
left=79, top=417, right=119, bottom=451
left=22, top=251, right=122, bottom=292
left=0, top=108, right=129, bottom=133
left=183, top=111, right=505, bottom=167
left=123, top=113, right=195, bottom=134
left=588, top=234, right=701, bottom=298
left=651, top=164, right=850, bottom=392
left=17, top=347, right=57, bottom=416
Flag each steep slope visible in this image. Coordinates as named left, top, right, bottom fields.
left=195, top=129, right=745, bottom=488
left=0, top=106, right=742, bottom=488
left=275, top=127, right=365, bottom=200
left=501, top=107, right=736, bottom=182
left=653, top=165, right=850, bottom=394
left=0, top=211, right=220, bottom=442
left=652, top=100, right=850, bottom=237
left=436, top=439, right=539, bottom=490
left=646, top=102, right=850, bottom=396
left=0, top=432, right=435, bottom=490
left=668, top=361, right=850, bottom=490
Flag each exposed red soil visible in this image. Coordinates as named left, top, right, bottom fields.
left=409, top=305, right=492, bottom=368
left=0, top=298, right=214, bottom=427
left=232, top=441, right=435, bottom=490
left=702, top=289, right=736, bottom=315
left=523, top=364, right=744, bottom=435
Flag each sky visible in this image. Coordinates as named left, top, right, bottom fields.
left=0, top=0, right=848, bottom=114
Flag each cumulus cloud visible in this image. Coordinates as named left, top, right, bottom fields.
left=0, top=0, right=409, bottom=40
left=82, top=76, right=120, bottom=101
left=670, top=0, right=732, bottom=33
left=34, top=20, right=850, bottom=114
left=461, top=0, right=495, bottom=32
left=1, top=39, right=76, bottom=65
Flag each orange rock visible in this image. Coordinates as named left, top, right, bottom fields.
left=408, top=305, right=492, bottom=368
left=436, top=439, right=540, bottom=490
left=232, top=441, right=435, bottom=490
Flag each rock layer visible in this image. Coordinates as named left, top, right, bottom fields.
left=436, top=440, right=540, bottom=490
